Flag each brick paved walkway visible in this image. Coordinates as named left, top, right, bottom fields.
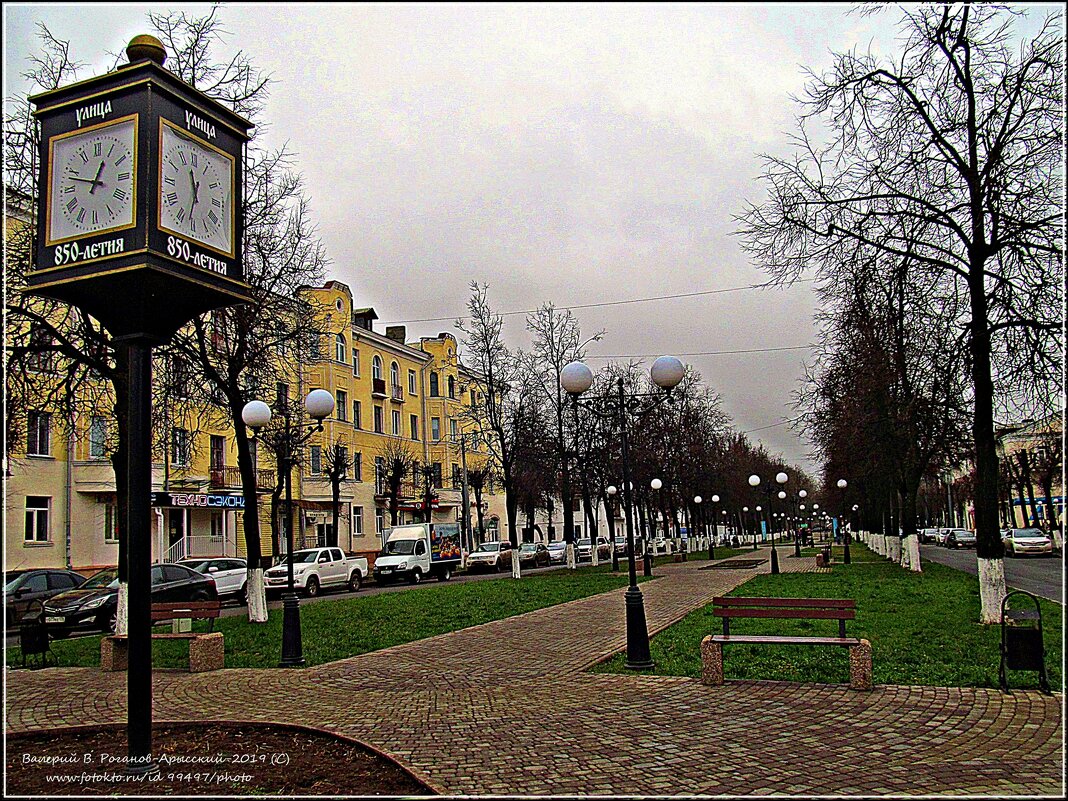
left=6, top=551, right=1063, bottom=795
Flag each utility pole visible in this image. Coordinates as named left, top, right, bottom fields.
left=459, top=434, right=472, bottom=552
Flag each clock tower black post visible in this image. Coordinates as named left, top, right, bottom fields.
left=28, top=35, right=254, bottom=775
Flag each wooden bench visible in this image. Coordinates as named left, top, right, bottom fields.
left=700, top=597, right=873, bottom=691
left=101, top=601, right=224, bottom=673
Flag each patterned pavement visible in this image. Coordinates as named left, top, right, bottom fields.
left=5, top=551, right=1064, bottom=796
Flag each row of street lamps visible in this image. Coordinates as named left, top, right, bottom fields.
left=238, top=363, right=855, bottom=672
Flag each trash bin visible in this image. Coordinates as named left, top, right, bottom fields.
left=999, top=590, right=1051, bottom=694
left=821, top=545, right=832, bottom=565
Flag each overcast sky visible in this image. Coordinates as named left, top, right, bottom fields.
left=5, top=3, right=1057, bottom=476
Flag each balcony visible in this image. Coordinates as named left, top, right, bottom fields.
left=390, top=384, right=405, bottom=402
left=371, top=378, right=387, bottom=398
left=209, top=465, right=276, bottom=492
left=374, top=476, right=423, bottom=499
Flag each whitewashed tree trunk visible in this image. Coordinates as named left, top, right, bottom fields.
left=566, top=543, right=576, bottom=570
left=591, top=542, right=599, bottom=567
left=908, top=536, right=922, bottom=572
left=511, top=548, right=522, bottom=579
left=900, top=539, right=911, bottom=569
left=246, top=567, right=268, bottom=623
left=978, top=557, right=1007, bottom=624
left=115, top=581, right=129, bottom=635
left=889, top=537, right=901, bottom=564
left=1050, top=527, right=1063, bottom=551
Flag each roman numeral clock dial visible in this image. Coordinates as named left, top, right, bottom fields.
left=47, top=116, right=137, bottom=243
left=159, top=122, right=234, bottom=256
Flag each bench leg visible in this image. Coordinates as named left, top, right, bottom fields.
left=100, top=637, right=128, bottom=672
left=849, top=638, right=873, bottom=691
left=188, top=632, right=224, bottom=672
left=701, top=636, right=724, bottom=686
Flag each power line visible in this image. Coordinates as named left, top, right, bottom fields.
left=741, top=420, right=796, bottom=434
left=585, top=345, right=816, bottom=358
left=381, top=279, right=815, bottom=325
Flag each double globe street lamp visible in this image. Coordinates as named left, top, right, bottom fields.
left=242, top=388, right=335, bottom=668
left=561, top=355, right=685, bottom=670
left=749, top=472, right=788, bottom=574
left=837, top=478, right=851, bottom=564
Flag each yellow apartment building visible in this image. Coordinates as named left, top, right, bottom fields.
left=5, top=274, right=507, bottom=574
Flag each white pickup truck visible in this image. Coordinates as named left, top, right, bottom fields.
left=263, top=547, right=368, bottom=597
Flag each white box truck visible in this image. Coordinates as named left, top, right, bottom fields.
left=372, top=522, right=463, bottom=584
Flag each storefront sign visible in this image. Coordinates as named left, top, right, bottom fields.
left=151, top=492, right=245, bottom=509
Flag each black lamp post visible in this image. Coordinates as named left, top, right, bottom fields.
left=242, top=389, right=335, bottom=668
left=743, top=506, right=754, bottom=549
left=561, top=356, right=685, bottom=670
left=750, top=473, right=783, bottom=575
left=695, top=495, right=706, bottom=560
left=795, top=489, right=808, bottom=554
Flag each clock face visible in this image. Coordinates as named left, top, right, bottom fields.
left=47, top=116, right=137, bottom=244
left=159, top=122, right=234, bottom=256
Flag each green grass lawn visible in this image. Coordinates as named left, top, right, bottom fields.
left=595, top=543, right=1062, bottom=691
left=9, top=565, right=647, bottom=670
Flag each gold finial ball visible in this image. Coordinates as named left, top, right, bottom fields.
left=126, top=34, right=166, bottom=66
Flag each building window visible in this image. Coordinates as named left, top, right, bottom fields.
left=448, top=375, right=456, bottom=398
left=336, top=390, right=348, bottom=421
left=390, top=361, right=400, bottom=388
left=353, top=400, right=362, bottom=429
left=429, top=372, right=439, bottom=397
left=25, top=496, right=50, bottom=543
left=210, top=435, right=226, bottom=471
left=353, top=452, right=363, bottom=481
left=410, top=414, right=419, bottom=440
left=452, top=463, right=461, bottom=488
left=171, top=428, right=191, bottom=466
left=353, top=506, right=363, bottom=536
left=431, top=462, right=443, bottom=489
left=353, top=348, right=360, bottom=375
left=89, top=415, right=108, bottom=459
left=392, top=410, right=401, bottom=436
left=450, top=418, right=458, bottom=441
left=27, top=411, right=51, bottom=456
left=336, top=333, right=347, bottom=363
left=372, top=355, right=383, bottom=381
left=408, top=369, right=417, bottom=395
left=374, top=405, right=384, bottom=433
left=27, top=328, right=57, bottom=373
left=431, top=417, right=441, bottom=441
left=375, top=507, right=385, bottom=535
left=104, top=503, right=119, bottom=543
left=310, top=445, right=322, bottom=475
left=275, top=382, right=289, bottom=411
left=210, top=512, right=224, bottom=540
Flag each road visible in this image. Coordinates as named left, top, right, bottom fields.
left=919, top=543, right=1064, bottom=603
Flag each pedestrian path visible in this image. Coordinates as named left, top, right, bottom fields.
left=6, top=551, right=1063, bottom=795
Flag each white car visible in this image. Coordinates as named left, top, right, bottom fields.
left=1002, top=528, right=1054, bottom=557
left=465, top=541, right=513, bottom=572
left=263, top=547, right=367, bottom=596
left=179, top=557, right=247, bottom=603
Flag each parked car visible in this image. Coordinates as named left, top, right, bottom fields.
left=613, top=536, right=629, bottom=556
left=943, top=529, right=976, bottom=549
left=919, top=528, right=941, bottom=544
left=576, top=537, right=611, bottom=561
left=546, top=542, right=568, bottom=565
left=933, top=528, right=951, bottom=546
left=518, top=543, right=551, bottom=568
left=43, top=564, right=217, bottom=637
left=264, top=547, right=367, bottom=596
left=465, top=541, right=513, bottom=572
left=1002, top=528, right=1054, bottom=557
left=178, top=557, right=247, bottom=603
left=6, top=569, right=87, bottom=626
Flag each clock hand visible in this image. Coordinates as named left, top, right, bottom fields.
left=88, top=160, right=106, bottom=195
left=68, top=176, right=106, bottom=188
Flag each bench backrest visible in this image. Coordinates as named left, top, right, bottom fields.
left=150, top=601, right=221, bottom=622
left=713, top=597, right=855, bottom=637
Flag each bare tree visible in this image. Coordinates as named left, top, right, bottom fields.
left=321, top=437, right=353, bottom=549
left=739, top=5, right=1064, bottom=621
left=456, top=283, right=529, bottom=578
left=377, top=436, right=420, bottom=527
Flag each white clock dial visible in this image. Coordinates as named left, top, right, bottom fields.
left=159, top=123, right=234, bottom=256
left=48, top=116, right=137, bottom=244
